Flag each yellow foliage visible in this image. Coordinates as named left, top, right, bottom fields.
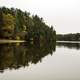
left=3, top=13, right=15, bottom=30
left=23, top=25, right=26, bottom=31
left=16, top=36, right=20, bottom=40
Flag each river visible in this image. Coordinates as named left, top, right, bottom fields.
left=0, top=42, right=80, bottom=80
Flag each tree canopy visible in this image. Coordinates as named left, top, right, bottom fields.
left=0, top=7, right=56, bottom=43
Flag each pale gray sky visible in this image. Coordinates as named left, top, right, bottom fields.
left=0, top=0, right=80, bottom=34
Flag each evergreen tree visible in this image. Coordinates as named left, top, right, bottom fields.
left=0, top=8, right=4, bottom=38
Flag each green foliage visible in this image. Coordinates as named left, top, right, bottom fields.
left=0, top=7, right=56, bottom=42
left=57, top=33, right=80, bottom=41
left=0, top=8, right=4, bottom=26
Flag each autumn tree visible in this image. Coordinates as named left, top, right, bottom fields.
left=2, top=13, right=15, bottom=39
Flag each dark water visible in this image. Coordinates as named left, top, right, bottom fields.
left=0, top=42, right=80, bottom=80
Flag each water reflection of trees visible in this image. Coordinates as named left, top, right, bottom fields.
left=0, top=41, right=56, bottom=73
left=57, top=42, right=80, bottom=50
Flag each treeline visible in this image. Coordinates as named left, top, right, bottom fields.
left=56, top=33, right=80, bottom=41
left=0, top=7, right=56, bottom=42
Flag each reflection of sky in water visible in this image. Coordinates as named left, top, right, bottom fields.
left=0, top=43, right=80, bottom=80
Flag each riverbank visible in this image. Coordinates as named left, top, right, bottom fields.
left=57, top=41, right=80, bottom=43
left=0, top=40, right=25, bottom=43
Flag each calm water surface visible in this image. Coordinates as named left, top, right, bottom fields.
left=0, top=42, right=80, bottom=80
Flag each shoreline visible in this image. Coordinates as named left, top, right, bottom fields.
left=57, top=41, right=80, bottom=43
left=0, top=40, right=25, bottom=43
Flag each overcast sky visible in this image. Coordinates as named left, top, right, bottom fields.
left=0, top=0, right=80, bottom=34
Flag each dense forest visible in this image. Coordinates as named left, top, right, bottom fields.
left=0, top=7, right=56, bottom=43
left=56, top=33, right=80, bottom=41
